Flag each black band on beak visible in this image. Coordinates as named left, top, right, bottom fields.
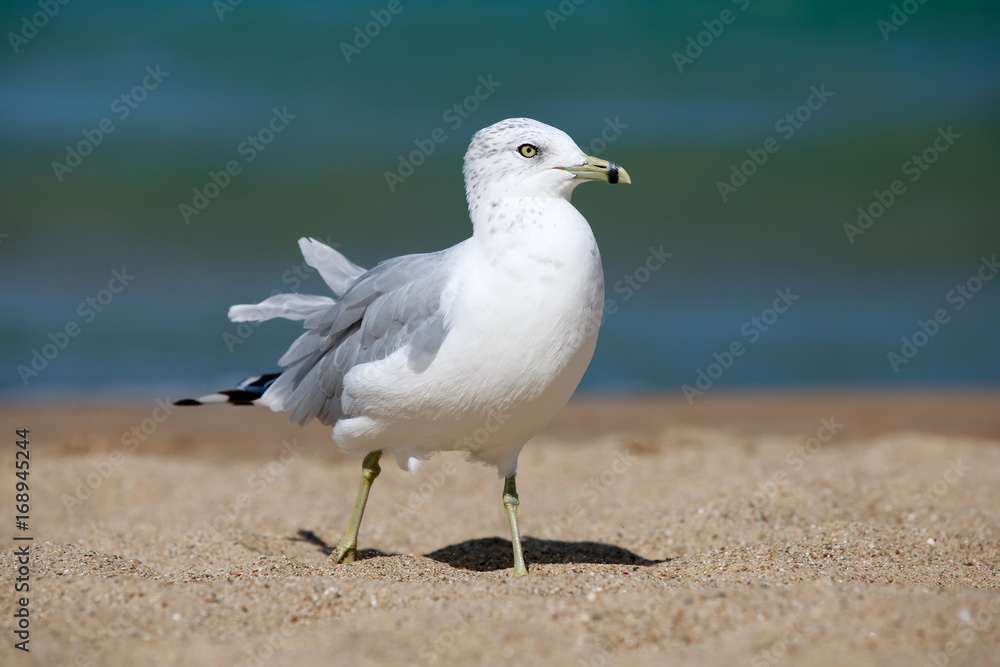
left=607, top=163, right=620, bottom=184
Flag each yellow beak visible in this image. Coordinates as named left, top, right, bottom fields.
left=558, top=154, right=631, bottom=185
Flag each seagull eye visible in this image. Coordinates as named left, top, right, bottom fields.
left=517, top=144, right=538, bottom=158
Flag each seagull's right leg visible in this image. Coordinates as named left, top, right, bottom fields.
left=333, top=450, right=382, bottom=564
left=502, top=474, right=529, bottom=577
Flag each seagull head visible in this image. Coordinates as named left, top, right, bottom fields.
left=463, top=118, right=630, bottom=217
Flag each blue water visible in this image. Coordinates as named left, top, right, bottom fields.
left=2, top=0, right=999, bottom=400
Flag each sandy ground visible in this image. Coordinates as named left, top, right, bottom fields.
left=1, top=391, right=999, bottom=666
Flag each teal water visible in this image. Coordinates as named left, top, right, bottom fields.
left=1, top=0, right=998, bottom=399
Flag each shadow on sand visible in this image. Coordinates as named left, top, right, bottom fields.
left=425, top=537, right=667, bottom=572
left=292, top=529, right=667, bottom=571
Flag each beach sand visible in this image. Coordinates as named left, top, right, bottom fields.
left=1, top=391, right=999, bottom=666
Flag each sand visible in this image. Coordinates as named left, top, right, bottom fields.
left=1, top=391, right=999, bottom=666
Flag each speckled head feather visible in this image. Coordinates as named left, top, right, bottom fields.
left=462, top=118, right=591, bottom=226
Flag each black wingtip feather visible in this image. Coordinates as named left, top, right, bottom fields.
left=218, top=390, right=262, bottom=405
left=174, top=372, right=281, bottom=407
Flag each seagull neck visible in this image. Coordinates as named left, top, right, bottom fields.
left=470, top=195, right=577, bottom=239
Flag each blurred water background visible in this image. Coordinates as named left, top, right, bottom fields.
left=2, top=0, right=998, bottom=400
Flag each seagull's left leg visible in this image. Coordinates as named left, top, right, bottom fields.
left=502, top=474, right=528, bottom=577
left=333, top=449, right=382, bottom=564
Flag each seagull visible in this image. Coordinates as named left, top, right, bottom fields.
left=177, top=118, right=631, bottom=576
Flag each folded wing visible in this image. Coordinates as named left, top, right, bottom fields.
left=228, top=237, right=455, bottom=426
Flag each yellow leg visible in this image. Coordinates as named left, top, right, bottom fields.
left=333, top=450, right=382, bottom=564
left=503, top=475, right=528, bottom=577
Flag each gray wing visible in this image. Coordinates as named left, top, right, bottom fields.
left=261, top=248, right=455, bottom=426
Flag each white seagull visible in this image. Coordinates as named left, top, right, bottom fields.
left=177, top=118, right=631, bottom=576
